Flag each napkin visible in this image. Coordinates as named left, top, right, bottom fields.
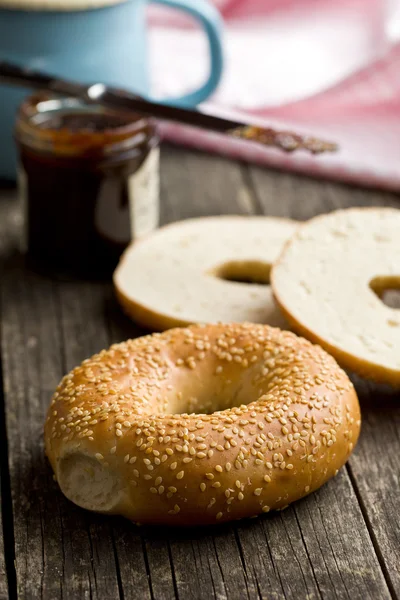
left=149, top=0, right=400, bottom=190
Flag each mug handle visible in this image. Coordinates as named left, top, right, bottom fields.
left=152, top=0, right=224, bottom=106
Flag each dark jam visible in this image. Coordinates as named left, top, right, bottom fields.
left=15, top=94, right=159, bottom=279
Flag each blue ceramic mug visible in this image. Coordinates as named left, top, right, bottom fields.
left=0, top=0, right=223, bottom=179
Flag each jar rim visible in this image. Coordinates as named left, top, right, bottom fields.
left=15, top=93, right=158, bottom=158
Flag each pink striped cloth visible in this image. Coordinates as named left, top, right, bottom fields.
left=149, top=0, right=400, bottom=190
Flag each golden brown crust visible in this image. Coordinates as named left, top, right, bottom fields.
left=45, top=323, right=361, bottom=525
left=274, top=302, right=400, bottom=387
left=115, top=286, right=193, bottom=332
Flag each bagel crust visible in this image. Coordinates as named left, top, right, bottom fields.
left=45, top=323, right=360, bottom=526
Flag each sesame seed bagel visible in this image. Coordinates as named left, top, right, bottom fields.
left=45, top=323, right=360, bottom=526
left=113, top=216, right=298, bottom=331
left=271, top=207, right=400, bottom=386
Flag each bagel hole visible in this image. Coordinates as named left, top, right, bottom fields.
left=370, top=276, right=400, bottom=309
left=209, top=260, right=271, bottom=285
left=170, top=380, right=255, bottom=415
left=182, top=398, right=239, bottom=415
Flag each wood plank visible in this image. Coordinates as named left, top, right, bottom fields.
left=159, top=149, right=255, bottom=223
left=248, top=167, right=400, bottom=220
left=0, top=190, right=20, bottom=600
left=348, top=377, right=400, bottom=597
left=247, top=163, right=400, bottom=597
left=1, top=262, right=68, bottom=599
left=0, top=200, right=124, bottom=599
left=234, top=465, right=392, bottom=600
left=0, top=197, right=14, bottom=600
left=0, top=381, right=10, bottom=600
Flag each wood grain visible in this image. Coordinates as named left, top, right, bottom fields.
left=247, top=162, right=400, bottom=598
left=1, top=265, right=118, bottom=599
left=348, top=377, right=400, bottom=597
left=0, top=146, right=399, bottom=599
left=0, top=190, right=20, bottom=600
left=0, top=361, right=10, bottom=600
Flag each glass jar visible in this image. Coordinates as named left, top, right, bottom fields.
left=15, top=93, right=159, bottom=279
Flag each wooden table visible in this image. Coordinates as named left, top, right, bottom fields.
left=0, top=145, right=399, bottom=600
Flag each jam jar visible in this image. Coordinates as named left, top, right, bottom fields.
left=15, top=93, right=159, bottom=278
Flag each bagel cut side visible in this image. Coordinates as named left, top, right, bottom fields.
left=114, top=216, right=298, bottom=331
left=45, top=323, right=361, bottom=526
left=272, top=207, right=400, bottom=386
